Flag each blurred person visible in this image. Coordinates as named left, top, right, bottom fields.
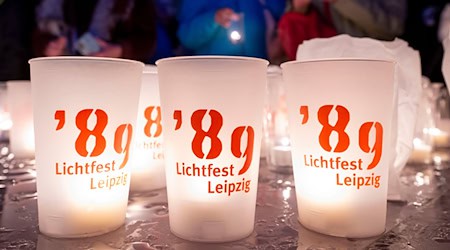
left=311, top=0, right=407, bottom=41
left=439, top=3, right=450, bottom=43
left=148, top=0, right=179, bottom=63
left=278, top=0, right=336, bottom=60
left=402, top=0, right=447, bottom=83
left=0, top=0, right=37, bottom=81
left=33, top=0, right=157, bottom=63
left=176, top=0, right=286, bottom=59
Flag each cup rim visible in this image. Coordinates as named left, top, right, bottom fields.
left=155, top=55, right=269, bottom=66
left=5, top=80, right=31, bottom=84
left=281, top=58, right=395, bottom=69
left=28, top=56, right=144, bottom=67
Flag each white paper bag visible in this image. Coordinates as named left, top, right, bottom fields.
left=443, top=32, right=450, bottom=92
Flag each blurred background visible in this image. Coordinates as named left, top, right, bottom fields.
left=0, top=0, right=449, bottom=83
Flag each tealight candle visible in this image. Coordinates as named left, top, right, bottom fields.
left=408, top=138, right=432, bottom=164
left=269, top=145, right=293, bottom=167
left=429, top=128, right=450, bottom=148
left=433, top=150, right=450, bottom=165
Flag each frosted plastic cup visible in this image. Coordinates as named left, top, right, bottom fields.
left=281, top=59, right=396, bottom=238
left=29, top=57, right=144, bottom=238
left=0, top=83, right=12, bottom=141
left=264, top=65, right=293, bottom=174
left=129, top=65, right=166, bottom=192
left=156, top=56, right=268, bottom=242
left=6, top=80, right=35, bottom=158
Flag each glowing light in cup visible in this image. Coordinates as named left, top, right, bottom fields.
left=6, top=81, right=35, bottom=158
left=264, top=65, right=293, bottom=172
left=428, top=127, right=450, bottom=148
left=0, top=84, right=12, bottom=141
left=408, top=138, right=433, bottom=164
left=29, top=56, right=143, bottom=238
left=156, top=56, right=268, bottom=242
left=281, top=59, right=396, bottom=238
left=129, top=65, right=165, bottom=192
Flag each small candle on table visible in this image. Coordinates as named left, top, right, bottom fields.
left=409, top=138, right=432, bottom=164
left=270, top=145, right=293, bottom=167
left=429, top=127, right=450, bottom=148
left=269, top=136, right=293, bottom=173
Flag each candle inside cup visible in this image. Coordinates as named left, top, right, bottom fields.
left=6, top=81, right=35, bottom=158
left=0, top=112, right=11, bottom=142
left=0, top=84, right=12, bottom=141
left=129, top=65, right=165, bottom=192
left=269, top=136, right=293, bottom=169
left=265, top=66, right=292, bottom=172
left=169, top=180, right=254, bottom=241
left=269, top=145, right=293, bottom=167
left=429, top=128, right=450, bottom=148
left=43, top=177, right=129, bottom=235
left=408, top=138, right=433, bottom=164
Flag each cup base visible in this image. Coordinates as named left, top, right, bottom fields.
left=298, top=216, right=385, bottom=238
left=168, top=199, right=257, bottom=243
left=170, top=227, right=254, bottom=243
left=38, top=222, right=124, bottom=239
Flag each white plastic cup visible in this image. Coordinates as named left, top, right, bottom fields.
left=281, top=59, right=396, bottom=238
left=0, top=83, right=12, bottom=141
left=156, top=56, right=268, bottom=242
left=29, top=56, right=143, bottom=238
left=264, top=65, right=293, bottom=173
left=6, top=80, right=35, bottom=158
left=129, top=65, right=166, bottom=192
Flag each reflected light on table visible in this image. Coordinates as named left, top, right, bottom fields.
left=282, top=187, right=291, bottom=200
left=127, top=203, right=144, bottom=212
left=414, top=172, right=430, bottom=186
left=433, top=151, right=449, bottom=163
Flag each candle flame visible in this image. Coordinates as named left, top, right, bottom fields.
left=230, top=31, right=241, bottom=41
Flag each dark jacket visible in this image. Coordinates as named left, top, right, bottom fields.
left=312, top=0, right=407, bottom=41
left=0, top=0, right=37, bottom=81
left=33, top=0, right=157, bottom=63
